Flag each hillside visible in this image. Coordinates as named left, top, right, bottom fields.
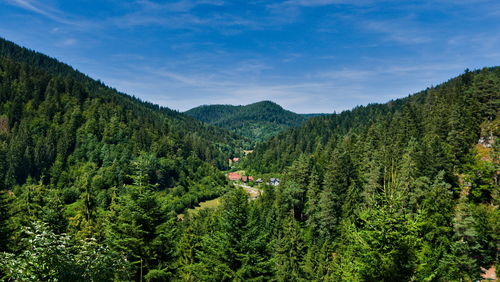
left=300, top=113, right=329, bottom=119
left=232, top=67, right=499, bottom=280
left=0, top=38, right=248, bottom=280
left=0, top=38, right=247, bottom=165
left=183, top=68, right=497, bottom=280
left=185, top=100, right=307, bottom=142
left=0, top=36, right=498, bottom=281
left=244, top=68, right=499, bottom=173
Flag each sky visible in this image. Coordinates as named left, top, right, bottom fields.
left=0, top=0, right=499, bottom=113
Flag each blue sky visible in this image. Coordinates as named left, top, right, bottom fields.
left=1, top=0, right=499, bottom=113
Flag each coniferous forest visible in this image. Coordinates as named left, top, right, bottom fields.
left=185, top=101, right=308, bottom=143
left=0, top=36, right=499, bottom=281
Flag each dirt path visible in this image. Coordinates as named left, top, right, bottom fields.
left=234, top=183, right=263, bottom=200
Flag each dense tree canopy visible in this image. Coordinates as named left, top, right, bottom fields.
left=0, top=37, right=498, bottom=281
left=185, top=101, right=308, bottom=143
left=0, top=38, right=239, bottom=280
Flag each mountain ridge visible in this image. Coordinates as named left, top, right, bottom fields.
left=243, top=67, right=499, bottom=173
left=0, top=37, right=248, bottom=164
left=0, top=37, right=498, bottom=281
left=185, top=100, right=320, bottom=143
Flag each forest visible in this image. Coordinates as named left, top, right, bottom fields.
left=0, top=37, right=498, bottom=281
left=185, top=101, right=307, bottom=143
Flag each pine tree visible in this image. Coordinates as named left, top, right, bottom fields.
left=0, top=190, right=12, bottom=252
left=272, top=213, right=305, bottom=281
left=195, top=188, right=248, bottom=281
left=304, top=166, right=322, bottom=240
left=414, top=172, right=455, bottom=281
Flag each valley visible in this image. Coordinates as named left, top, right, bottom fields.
left=0, top=37, right=498, bottom=281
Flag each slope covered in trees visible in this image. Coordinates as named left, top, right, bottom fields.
left=185, top=101, right=307, bottom=142
left=0, top=38, right=246, bottom=280
left=0, top=36, right=498, bottom=281
left=245, top=68, right=499, bottom=173
left=0, top=38, right=247, bottom=167
left=228, top=67, right=498, bottom=280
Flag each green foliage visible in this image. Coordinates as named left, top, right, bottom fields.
left=0, top=37, right=240, bottom=280
left=240, top=67, right=499, bottom=280
left=245, top=67, right=500, bottom=174
left=272, top=213, right=305, bottom=281
left=0, top=37, right=498, bottom=280
left=185, top=101, right=307, bottom=143
left=0, top=222, right=128, bottom=281
left=194, top=188, right=249, bottom=280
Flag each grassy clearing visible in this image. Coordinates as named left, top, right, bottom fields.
left=177, top=184, right=262, bottom=220
left=177, top=197, right=221, bottom=220
left=189, top=198, right=221, bottom=213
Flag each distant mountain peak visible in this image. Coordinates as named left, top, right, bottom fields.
left=185, top=101, right=309, bottom=142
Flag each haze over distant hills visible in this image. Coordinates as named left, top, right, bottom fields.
left=185, top=101, right=326, bottom=142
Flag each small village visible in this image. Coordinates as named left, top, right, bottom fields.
left=178, top=154, right=281, bottom=220
left=226, top=157, right=280, bottom=187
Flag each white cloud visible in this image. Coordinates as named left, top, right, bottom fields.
left=57, top=38, right=76, bottom=47
left=361, top=19, right=432, bottom=44
left=136, top=0, right=225, bottom=12
left=6, top=0, right=80, bottom=25
left=281, top=0, right=356, bottom=7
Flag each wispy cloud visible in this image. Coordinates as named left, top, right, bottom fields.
left=317, top=63, right=463, bottom=82
left=6, top=0, right=60, bottom=19
left=5, top=0, right=87, bottom=26
left=109, top=0, right=258, bottom=30
left=318, top=69, right=373, bottom=80
left=281, top=0, right=359, bottom=7
left=136, top=0, right=225, bottom=12
left=97, top=64, right=337, bottom=112
left=108, top=8, right=262, bottom=32
left=2, top=0, right=498, bottom=113
left=108, top=0, right=304, bottom=32
left=54, top=38, right=77, bottom=47
left=361, top=19, right=432, bottom=44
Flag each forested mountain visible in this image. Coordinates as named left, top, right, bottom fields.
left=0, top=38, right=246, bottom=280
left=245, top=68, right=499, bottom=173
left=232, top=67, right=498, bottom=280
left=185, top=101, right=307, bottom=142
left=300, top=113, right=329, bottom=119
left=0, top=35, right=498, bottom=281
left=0, top=38, right=247, bottom=166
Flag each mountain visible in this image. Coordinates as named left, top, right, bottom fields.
left=185, top=100, right=308, bottom=142
left=234, top=67, right=499, bottom=280
left=244, top=68, right=499, bottom=173
left=0, top=37, right=249, bottom=279
left=0, top=36, right=498, bottom=281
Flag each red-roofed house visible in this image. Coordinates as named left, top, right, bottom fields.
left=241, top=176, right=254, bottom=183
left=228, top=172, right=242, bottom=181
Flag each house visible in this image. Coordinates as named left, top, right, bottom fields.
left=269, top=178, right=280, bottom=186
left=241, top=176, right=254, bottom=183
left=478, top=136, right=494, bottom=148
left=232, top=157, right=240, bottom=162
left=228, top=172, right=242, bottom=181
left=255, top=178, right=263, bottom=184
